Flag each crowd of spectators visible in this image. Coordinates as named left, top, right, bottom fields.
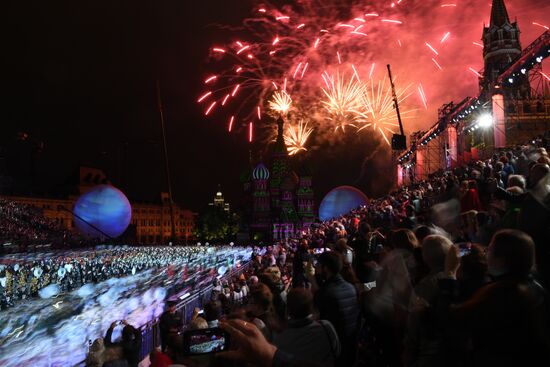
left=3, top=134, right=550, bottom=366
left=103, top=134, right=550, bottom=367
left=0, top=198, right=63, bottom=247
left=0, top=197, right=94, bottom=253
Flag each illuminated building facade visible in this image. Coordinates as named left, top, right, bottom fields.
left=243, top=117, right=316, bottom=241
left=6, top=167, right=195, bottom=244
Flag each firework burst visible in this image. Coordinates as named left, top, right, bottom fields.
left=269, top=90, right=292, bottom=114
left=284, top=120, right=314, bottom=155
left=352, top=76, right=417, bottom=145
left=320, top=72, right=363, bottom=132
left=199, top=0, right=549, bottom=145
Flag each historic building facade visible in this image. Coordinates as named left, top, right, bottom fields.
left=7, top=193, right=196, bottom=244
left=243, top=117, right=315, bottom=241
left=478, top=0, right=548, bottom=146
left=6, top=167, right=196, bottom=244
left=208, top=186, right=231, bottom=213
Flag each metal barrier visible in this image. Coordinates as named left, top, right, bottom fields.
left=76, top=261, right=251, bottom=366
left=137, top=262, right=250, bottom=361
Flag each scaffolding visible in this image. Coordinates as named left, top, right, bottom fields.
left=504, top=64, right=550, bottom=144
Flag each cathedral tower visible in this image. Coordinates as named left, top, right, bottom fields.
left=481, top=0, right=529, bottom=97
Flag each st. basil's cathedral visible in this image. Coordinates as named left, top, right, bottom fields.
left=241, top=117, right=315, bottom=241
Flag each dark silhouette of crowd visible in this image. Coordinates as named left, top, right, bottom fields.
left=4, top=134, right=550, bottom=366
left=129, top=134, right=550, bottom=367
left=0, top=197, right=94, bottom=253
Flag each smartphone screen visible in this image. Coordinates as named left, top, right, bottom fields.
left=456, top=242, right=471, bottom=257
left=364, top=281, right=377, bottom=290
left=459, top=248, right=471, bottom=257
left=183, top=327, right=230, bottom=355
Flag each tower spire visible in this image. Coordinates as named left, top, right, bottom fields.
left=490, top=0, right=510, bottom=27
left=274, top=115, right=287, bottom=153
left=481, top=0, right=528, bottom=98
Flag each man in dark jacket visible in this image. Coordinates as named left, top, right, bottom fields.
left=493, top=164, right=550, bottom=287
left=292, top=240, right=311, bottom=288
left=274, top=288, right=340, bottom=366
left=439, top=229, right=550, bottom=367
left=313, top=251, right=360, bottom=367
left=159, top=301, right=182, bottom=352
left=350, top=221, right=373, bottom=283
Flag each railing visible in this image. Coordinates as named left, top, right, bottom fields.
left=75, top=261, right=251, bottom=366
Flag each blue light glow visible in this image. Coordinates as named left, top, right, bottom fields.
left=319, top=185, right=368, bottom=221
left=73, top=185, right=132, bottom=238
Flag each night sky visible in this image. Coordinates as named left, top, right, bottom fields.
left=2, top=0, right=393, bottom=211
left=5, top=0, right=545, bottom=211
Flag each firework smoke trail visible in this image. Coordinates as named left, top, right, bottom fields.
left=200, top=0, right=550, bottom=144
left=284, top=120, right=314, bottom=155
left=356, top=142, right=385, bottom=184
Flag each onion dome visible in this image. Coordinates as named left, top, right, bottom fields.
left=281, top=171, right=299, bottom=191
left=252, top=162, right=270, bottom=181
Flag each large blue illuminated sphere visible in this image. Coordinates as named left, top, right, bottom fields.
left=319, top=186, right=368, bottom=221
left=73, top=185, right=132, bottom=239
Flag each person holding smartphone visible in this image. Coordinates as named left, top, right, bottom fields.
left=104, top=320, right=141, bottom=367
left=437, top=230, right=550, bottom=366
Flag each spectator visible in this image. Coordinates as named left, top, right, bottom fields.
left=86, top=338, right=106, bottom=367
left=507, top=174, right=526, bottom=191
left=414, top=225, right=434, bottom=243
left=204, top=300, right=222, bottom=328
left=350, top=221, right=377, bottom=283
left=292, top=240, right=311, bottom=288
left=188, top=315, right=208, bottom=330
left=456, top=244, right=489, bottom=300
left=460, top=180, right=483, bottom=213
left=415, top=235, right=452, bottom=304
left=104, top=320, right=141, bottom=367
left=249, top=275, right=259, bottom=286
left=159, top=301, right=181, bottom=352
left=494, top=163, right=550, bottom=287
left=219, top=318, right=316, bottom=367
left=363, top=229, right=419, bottom=367
left=273, top=288, right=340, bottom=367
left=247, top=282, right=280, bottom=341
left=312, top=251, right=360, bottom=367
left=439, top=229, right=550, bottom=366
left=149, top=349, right=173, bottom=367
left=260, top=266, right=287, bottom=321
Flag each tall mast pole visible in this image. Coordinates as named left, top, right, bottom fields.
left=156, top=80, right=176, bottom=242
left=387, top=64, right=405, bottom=136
